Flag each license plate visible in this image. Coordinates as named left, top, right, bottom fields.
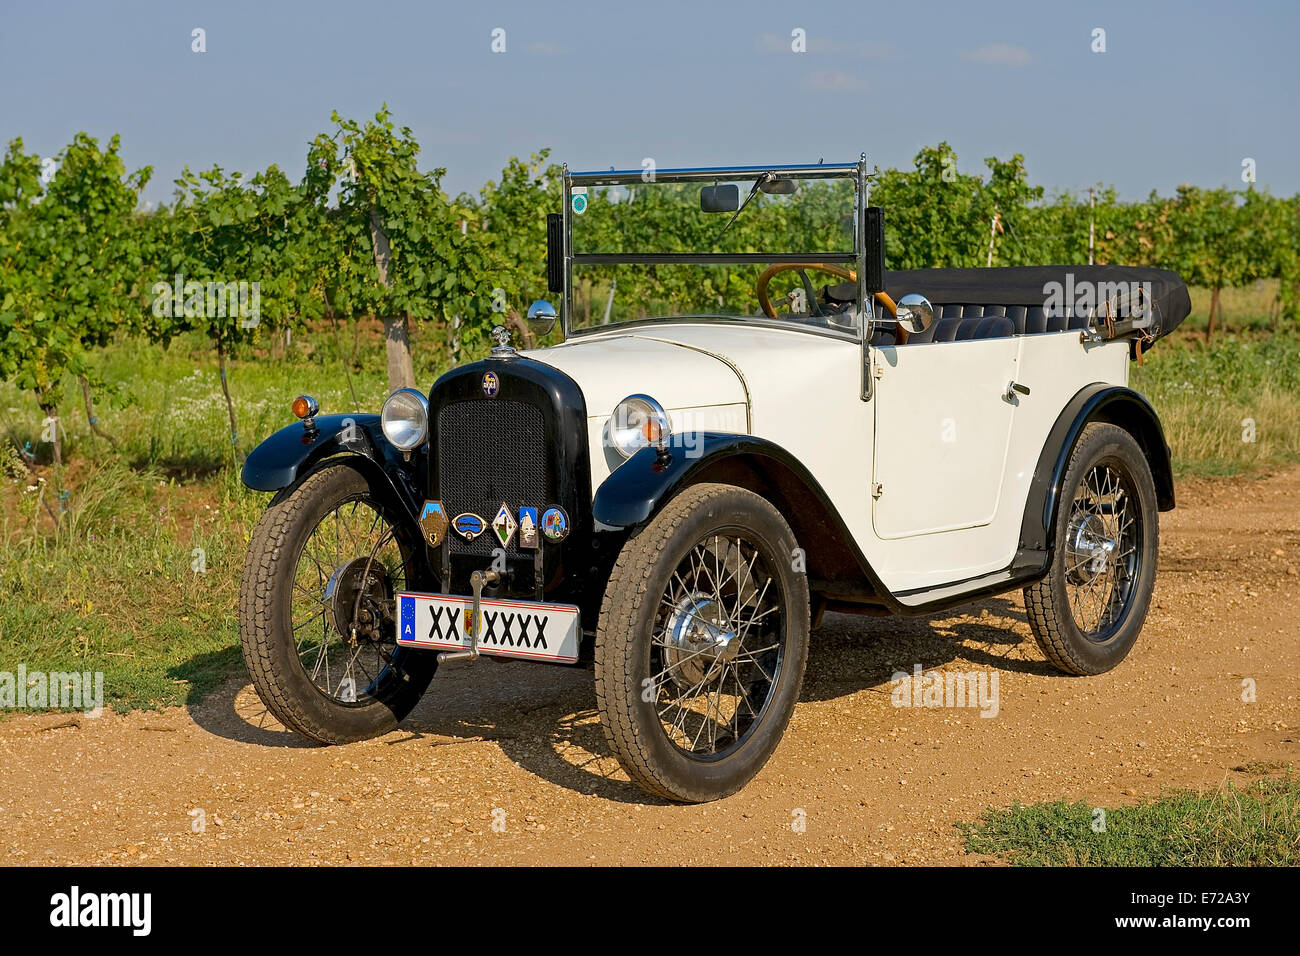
left=396, top=592, right=581, bottom=663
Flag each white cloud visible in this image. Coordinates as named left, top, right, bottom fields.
left=962, top=43, right=1032, bottom=67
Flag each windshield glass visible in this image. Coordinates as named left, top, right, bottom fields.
left=567, top=167, right=862, bottom=336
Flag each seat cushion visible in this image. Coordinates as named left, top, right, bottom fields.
left=967, top=315, right=1015, bottom=339
left=904, top=313, right=1012, bottom=343
left=916, top=303, right=1084, bottom=338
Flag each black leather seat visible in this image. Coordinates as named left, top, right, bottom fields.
left=961, top=302, right=1091, bottom=334
left=872, top=302, right=1091, bottom=344
left=874, top=312, right=1014, bottom=345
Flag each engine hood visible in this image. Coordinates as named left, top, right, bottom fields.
left=521, top=334, right=747, bottom=417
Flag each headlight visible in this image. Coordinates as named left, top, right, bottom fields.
left=381, top=388, right=429, bottom=451
left=608, top=394, right=671, bottom=460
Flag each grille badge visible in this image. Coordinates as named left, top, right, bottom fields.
left=492, top=502, right=517, bottom=548
left=542, top=506, right=570, bottom=542
left=419, top=500, right=449, bottom=547
left=518, top=507, right=539, bottom=549
left=453, top=513, right=487, bottom=541
left=481, top=371, right=500, bottom=397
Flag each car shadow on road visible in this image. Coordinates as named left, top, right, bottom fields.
left=398, top=594, right=1058, bottom=803
left=185, top=673, right=320, bottom=749
left=184, top=593, right=1062, bottom=802
left=799, top=594, right=1059, bottom=703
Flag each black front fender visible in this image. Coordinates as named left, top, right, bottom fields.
left=590, top=432, right=893, bottom=608
left=593, top=433, right=818, bottom=530
left=241, top=413, right=424, bottom=524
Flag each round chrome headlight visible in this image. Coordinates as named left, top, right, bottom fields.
left=380, top=388, right=429, bottom=451
left=608, top=394, right=671, bottom=460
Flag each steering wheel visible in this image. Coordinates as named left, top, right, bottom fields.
left=755, top=262, right=904, bottom=342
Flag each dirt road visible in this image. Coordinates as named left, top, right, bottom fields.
left=3, top=467, right=1297, bottom=866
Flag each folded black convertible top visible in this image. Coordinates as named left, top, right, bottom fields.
left=880, top=265, right=1192, bottom=342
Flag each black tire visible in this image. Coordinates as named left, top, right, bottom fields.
left=1024, top=423, right=1159, bottom=675
left=238, top=461, right=436, bottom=743
left=595, top=483, right=810, bottom=802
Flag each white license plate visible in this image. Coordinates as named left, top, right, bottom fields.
left=396, top=592, right=581, bottom=663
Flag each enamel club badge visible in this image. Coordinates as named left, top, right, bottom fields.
left=453, top=513, right=487, bottom=541
left=492, top=502, right=517, bottom=548
left=419, top=500, right=449, bottom=547
left=541, top=506, right=570, bottom=542
left=518, top=506, right=539, bottom=549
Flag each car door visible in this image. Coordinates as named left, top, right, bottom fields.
left=870, top=337, right=1020, bottom=539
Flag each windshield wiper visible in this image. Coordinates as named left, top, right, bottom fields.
left=715, top=171, right=775, bottom=244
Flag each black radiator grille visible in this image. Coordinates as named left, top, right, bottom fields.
left=437, top=399, right=547, bottom=557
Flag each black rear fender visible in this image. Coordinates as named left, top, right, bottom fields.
left=1018, top=384, right=1175, bottom=568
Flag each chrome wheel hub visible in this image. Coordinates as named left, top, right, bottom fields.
left=663, top=593, right=739, bottom=688
left=1066, top=514, right=1117, bottom=585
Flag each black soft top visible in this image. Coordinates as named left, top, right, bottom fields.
left=881, top=265, right=1191, bottom=342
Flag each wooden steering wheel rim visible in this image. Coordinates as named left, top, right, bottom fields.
left=755, top=262, right=904, bottom=343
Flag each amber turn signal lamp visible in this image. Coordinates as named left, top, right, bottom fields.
left=292, top=395, right=319, bottom=420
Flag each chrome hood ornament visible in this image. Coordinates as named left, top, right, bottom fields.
left=489, top=325, right=517, bottom=357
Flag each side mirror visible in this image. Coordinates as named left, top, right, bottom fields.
left=526, top=299, right=558, bottom=337
left=700, top=184, right=740, bottom=213
left=895, top=294, right=934, bottom=334
left=864, top=207, right=885, bottom=293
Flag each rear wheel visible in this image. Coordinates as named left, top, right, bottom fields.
left=239, top=461, right=436, bottom=743
left=595, top=484, right=810, bottom=802
left=1024, top=423, right=1159, bottom=675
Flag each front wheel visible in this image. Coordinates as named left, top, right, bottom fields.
left=1024, top=423, right=1160, bottom=675
left=595, top=483, right=810, bottom=802
left=238, top=461, right=436, bottom=743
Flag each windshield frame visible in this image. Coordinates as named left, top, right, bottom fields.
left=560, top=161, right=871, bottom=343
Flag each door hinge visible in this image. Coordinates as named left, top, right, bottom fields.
left=873, top=363, right=884, bottom=380
left=872, top=482, right=884, bottom=499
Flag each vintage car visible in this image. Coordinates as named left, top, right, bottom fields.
left=238, top=160, right=1190, bottom=802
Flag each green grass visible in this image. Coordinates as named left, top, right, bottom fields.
left=0, top=459, right=248, bottom=711
left=1131, top=334, right=1300, bottom=476
left=962, top=773, right=1300, bottom=866
left=0, top=322, right=456, bottom=712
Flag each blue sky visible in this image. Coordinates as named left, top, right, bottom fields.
left=2, top=0, right=1296, bottom=204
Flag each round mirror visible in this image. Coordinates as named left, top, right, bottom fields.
left=895, top=293, right=934, bottom=334
left=526, top=299, right=558, bottom=337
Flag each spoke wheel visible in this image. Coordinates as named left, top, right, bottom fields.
left=596, top=483, right=810, bottom=802
left=1061, top=462, right=1141, bottom=641
left=291, top=496, right=404, bottom=705
left=240, top=462, right=437, bottom=743
left=652, top=534, right=784, bottom=759
left=1025, top=423, right=1159, bottom=676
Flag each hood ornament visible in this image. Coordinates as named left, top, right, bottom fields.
left=489, top=325, right=517, bottom=357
